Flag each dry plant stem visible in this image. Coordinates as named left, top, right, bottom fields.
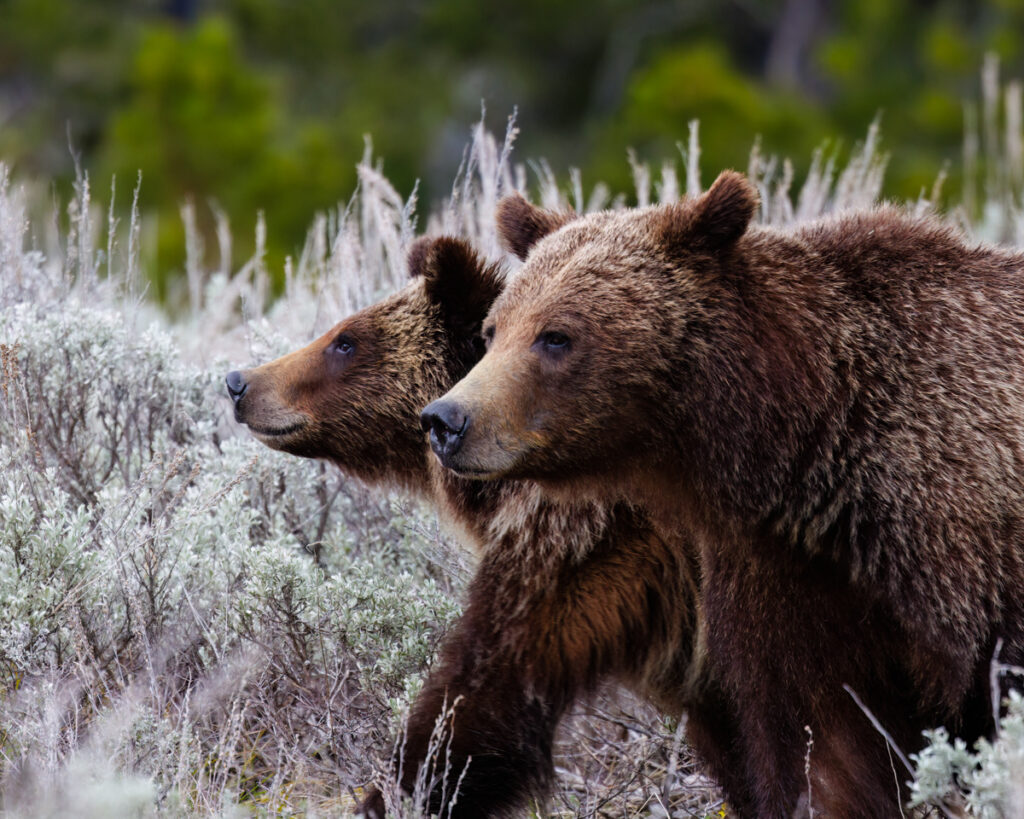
left=843, top=684, right=956, bottom=819
left=0, top=105, right=1020, bottom=817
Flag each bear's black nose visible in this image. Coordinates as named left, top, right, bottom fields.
left=225, top=370, right=248, bottom=404
left=420, top=400, right=468, bottom=460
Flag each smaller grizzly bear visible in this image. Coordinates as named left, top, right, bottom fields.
left=226, top=238, right=741, bottom=817
left=422, top=175, right=1024, bottom=816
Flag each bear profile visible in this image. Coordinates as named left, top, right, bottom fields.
left=227, top=238, right=741, bottom=817
left=424, top=175, right=1024, bottom=816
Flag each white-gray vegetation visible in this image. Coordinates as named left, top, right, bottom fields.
left=0, top=101, right=1022, bottom=816
left=910, top=691, right=1024, bottom=817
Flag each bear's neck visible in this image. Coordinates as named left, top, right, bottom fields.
left=666, top=238, right=851, bottom=535
left=427, top=458, right=509, bottom=553
left=334, top=437, right=435, bottom=498
left=426, top=458, right=625, bottom=565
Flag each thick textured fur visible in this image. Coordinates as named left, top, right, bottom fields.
left=229, top=238, right=502, bottom=495
left=228, top=238, right=739, bottom=817
left=431, top=175, right=1024, bottom=816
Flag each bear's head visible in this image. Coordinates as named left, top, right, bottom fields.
left=227, top=237, right=504, bottom=492
left=420, top=171, right=759, bottom=490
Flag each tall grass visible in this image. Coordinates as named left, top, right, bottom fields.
left=0, top=97, right=1022, bottom=817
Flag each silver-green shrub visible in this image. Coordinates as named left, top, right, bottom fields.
left=2, top=102, right=1023, bottom=816
left=0, top=243, right=459, bottom=816
left=910, top=690, right=1024, bottom=817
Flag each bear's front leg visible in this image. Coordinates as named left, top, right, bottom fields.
left=358, top=608, right=563, bottom=818
left=359, top=512, right=690, bottom=817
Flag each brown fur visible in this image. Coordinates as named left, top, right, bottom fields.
left=228, top=238, right=743, bottom=817
left=496, top=193, right=575, bottom=262
left=430, top=174, right=1024, bottom=816
left=230, top=238, right=503, bottom=495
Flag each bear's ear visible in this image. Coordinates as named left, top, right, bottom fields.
left=406, top=235, right=435, bottom=281
left=496, top=192, right=575, bottom=261
left=691, top=170, right=759, bottom=249
left=659, top=170, right=759, bottom=255
left=411, top=236, right=505, bottom=335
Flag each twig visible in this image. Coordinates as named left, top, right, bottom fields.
left=843, top=684, right=957, bottom=819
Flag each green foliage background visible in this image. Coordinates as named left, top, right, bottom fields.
left=4, top=0, right=1024, bottom=298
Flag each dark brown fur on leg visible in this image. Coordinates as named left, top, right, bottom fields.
left=366, top=504, right=713, bottom=818
left=684, top=684, right=759, bottom=816
left=703, top=540, right=927, bottom=817
left=388, top=622, right=560, bottom=818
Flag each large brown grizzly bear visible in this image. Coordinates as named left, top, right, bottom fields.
left=226, top=238, right=742, bottom=817
left=422, top=175, right=1024, bottom=817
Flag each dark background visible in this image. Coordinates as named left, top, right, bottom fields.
left=2, top=0, right=1020, bottom=295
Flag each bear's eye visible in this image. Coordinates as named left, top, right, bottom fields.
left=536, top=331, right=570, bottom=352
left=330, top=334, right=356, bottom=357
left=481, top=325, right=495, bottom=348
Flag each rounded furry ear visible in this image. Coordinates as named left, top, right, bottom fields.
left=496, top=193, right=575, bottom=261
left=412, top=237, right=505, bottom=335
left=406, top=235, right=437, bottom=280
left=655, top=170, right=759, bottom=258
left=691, top=170, right=759, bottom=249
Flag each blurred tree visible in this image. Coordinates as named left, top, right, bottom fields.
left=0, top=0, right=145, bottom=170
left=4, top=0, right=1024, bottom=298
left=98, top=17, right=354, bottom=298
left=589, top=42, right=829, bottom=194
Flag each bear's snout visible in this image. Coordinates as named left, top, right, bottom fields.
left=420, top=399, right=468, bottom=462
left=225, top=370, right=248, bottom=405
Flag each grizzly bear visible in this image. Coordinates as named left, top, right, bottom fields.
left=226, top=238, right=745, bottom=817
left=421, top=174, right=1024, bottom=817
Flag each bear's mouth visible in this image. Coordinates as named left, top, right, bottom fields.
left=247, top=420, right=307, bottom=438
left=450, top=466, right=492, bottom=477
left=432, top=434, right=534, bottom=481
left=442, top=461, right=510, bottom=481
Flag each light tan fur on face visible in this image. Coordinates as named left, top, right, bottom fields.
left=232, top=279, right=455, bottom=493
left=432, top=342, right=550, bottom=478
left=237, top=341, right=323, bottom=446
left=436, top=205, right=695, bottom=484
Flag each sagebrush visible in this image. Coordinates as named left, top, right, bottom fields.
left=1, top=108, right=1022, bottom=817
